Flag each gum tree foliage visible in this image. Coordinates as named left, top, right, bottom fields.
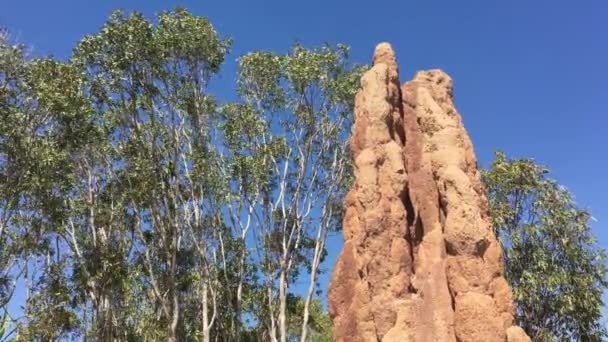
left=69, top=9, right=231, bottom=342
left=483, top=151, right=608, bottom=342
left=226, top=44, right=363, bottom=342
left=0, top=30, right=86, bottom=341
left=1, top=9, right=361, bottom=342
left=0, top=28, right=29, bottom=318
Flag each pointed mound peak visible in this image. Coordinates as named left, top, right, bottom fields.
left=413, top=69, right=454, bottom=100
left=413, top=69, right=452, bottom=85
left=372, top=42, right=397, bottom=68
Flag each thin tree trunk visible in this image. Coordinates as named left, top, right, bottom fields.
left=300, top=207, right=331, bottom=342
left=168, top=324, right=177, bottom=342
left=278, top=267, right=287, bottom=342
left=299, top=244, right=322, bottom=342
left=202, top=280, right=210, bottom=342
left=235, top=274, right=243, bottom=340
left=267, top=285, right=278, bottom=342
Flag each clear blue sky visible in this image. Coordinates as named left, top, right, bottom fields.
left=3, top=0, right=608, bottom=311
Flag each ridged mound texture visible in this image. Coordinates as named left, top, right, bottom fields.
left=328, top=43, right=530, bottom=342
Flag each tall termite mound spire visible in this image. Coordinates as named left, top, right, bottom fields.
left=328, top=43, right=530, bottom=342
left=328, top=42, right=410, bottom=341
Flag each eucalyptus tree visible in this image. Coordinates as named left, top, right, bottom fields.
left=0, top=31, right=86, bottom=341
left=3, top=9, right=364, bottom=341
left=226, top=44, right=363, bottom=342
left=0, top=28, right=148, bottom=341
left=483, top=152, right=608, bottom=341
left=0, top=30, right=35, bottom=340
left=71, top=9, right=231, bottom=341
left=0, top=28, right=28, bottom=319
left=48, top=55, right=135, bottom=340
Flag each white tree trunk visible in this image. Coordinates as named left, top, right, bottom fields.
left=279, top=267, right=287, bottom=342
left=202, top=281, right=210, bottom=342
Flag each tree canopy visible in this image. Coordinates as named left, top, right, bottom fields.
left=0, top=9, right=362, bottom=342
left=483, top=151, right=608, bottom=341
